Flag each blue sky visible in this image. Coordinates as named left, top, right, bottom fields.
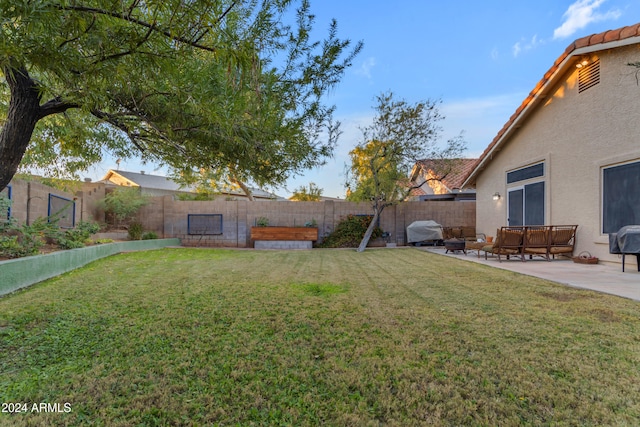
left=84, top=0, right=640, bottom=198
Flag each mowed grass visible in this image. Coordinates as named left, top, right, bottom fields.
left=1, top=248, right=640, bottom=426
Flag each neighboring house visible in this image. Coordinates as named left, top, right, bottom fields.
left=461, top=23, right=640, bottom=264
left=409, top=159, right=477, bottom=201
left=100, top=170, right=281, bottom=200
left=100, top=170, right=197, bottom=197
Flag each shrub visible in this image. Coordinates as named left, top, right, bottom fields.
left=98, top=187, right=149, bottom=228
left=0, top=235, right=36, bottom=258
left=142, top=231, right=158, bottom=240
left=128, top=222, right=144, bottom=240
left=56, top=221, right=101, bottom=249
left=0, top=221, right=49, bottom=258
left=256, top=217, right=269, bottom=227
left=0, top=209, right=99, bottom=257
left=317, top=215, right=382, bottom=248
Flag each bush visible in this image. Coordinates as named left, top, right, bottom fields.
left=142, top=231, right=158, bottom=240
left=0, top=209, right=100, bottom=258
left=98, top=187, right=149, bottom=228
left=317, top=215, right=382, bottom=248
left=0, top=219, right=51, bottom=258
left=128, top=222, right=144, bottom=240
left=56, top=221, right=101, bottom=249
left=0, top=235, right=39, bottom=258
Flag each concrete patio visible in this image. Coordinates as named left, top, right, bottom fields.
left=419, top=246, right=640, bottom=302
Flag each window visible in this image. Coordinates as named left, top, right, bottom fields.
left=507, top=163, right=545, bottom=226
left=602, top=161, right=640, bottom=233
left=188, top=214, right=223, bottom=235
left=507, top=163, right=544, bottom=184
left=48, top=194, right=75, bottom=228
left=508, top=182, right=545, bottom=226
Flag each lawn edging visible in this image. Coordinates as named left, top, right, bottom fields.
left=0, top=238, right=181, bottom=296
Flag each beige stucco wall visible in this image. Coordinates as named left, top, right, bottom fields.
left=475, top=43, right=640, bottom=265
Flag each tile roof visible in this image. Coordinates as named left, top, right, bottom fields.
left=416, top=158, right=478, bottom=191
left=462, top=22, right=640, bottom=187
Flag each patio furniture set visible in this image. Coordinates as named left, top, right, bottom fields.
left=442, top=227, right=483, bottom=255
left=460, top=225, right=578, bottom=262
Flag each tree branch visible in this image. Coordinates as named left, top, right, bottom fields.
left=38, top=97, right=80, bottom=119
left=59, top=5, right=218, bottom=53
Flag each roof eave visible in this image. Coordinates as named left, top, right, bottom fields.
left=461, top=33, right=640, bottom=189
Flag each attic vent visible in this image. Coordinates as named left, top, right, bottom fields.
left=578, top=59, right=600, bottom=93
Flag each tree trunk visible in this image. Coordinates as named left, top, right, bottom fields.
left=227, top=165, right=255, bottom=201
left=357, top=206, right=383, bottom=252
left=0, top=65, right=43, bottom=191
left=231, top=177, right=255, bottom=202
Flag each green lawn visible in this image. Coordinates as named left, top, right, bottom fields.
left=1, top=248, right=640, bottom=426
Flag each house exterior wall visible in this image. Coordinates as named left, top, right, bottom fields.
left=475, top=43, right=640, bottom=264
left=103, top=174, right=136, bottom=188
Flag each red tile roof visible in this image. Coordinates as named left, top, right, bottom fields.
left=462, top=22, right=640, bottom=187
left=415, top=158, right=478, bottom=191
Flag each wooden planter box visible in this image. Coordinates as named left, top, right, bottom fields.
left=251, top=226, right=318, bottom=241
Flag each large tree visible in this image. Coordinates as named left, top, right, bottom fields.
left=345, top=92, right=466, bottom=252
left=0, top=0, right=362, bottom=191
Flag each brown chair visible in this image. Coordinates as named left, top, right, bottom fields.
left=465, top=233, right=487, bottom=258
left=443, top=227, right=463, bottom=240
left=549, top=225, right=578, bottom=259
left=523, top=226, right=551, bottom=261
left=482, top=227, right=525, bottom=262
left=461, top=226, right=477, bottom=241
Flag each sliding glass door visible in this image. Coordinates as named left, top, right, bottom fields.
left=508, top=182, right=544, bottom=226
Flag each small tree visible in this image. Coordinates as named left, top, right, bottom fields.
left=98, top=187, right=149, bottom=229
left=346, top=92, right=466, bottom=252
left=290, top=182, right=323, bottom=201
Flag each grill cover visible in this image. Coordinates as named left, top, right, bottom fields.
left=609, top=225, right=640, bottom=254
left=406, top=220, right=443, bottom=244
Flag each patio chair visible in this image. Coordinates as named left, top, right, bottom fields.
left=442, top=227, right=463, bottom=240
left=482, top=227, right=525, bottom=262
left=549, top=225, right=578, bottom=259
left=523, top=226, right=551, bottom=261
left=465, top=233, right=487, bottom=258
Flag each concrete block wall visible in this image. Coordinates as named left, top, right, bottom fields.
left=136, top=196, right=165, bottom=236
left=76, top=182, right=108, bottom=223
left=151, top=199, right=476, bottom=248
left=2, top=178, right=475, bottom=247
left=4, top=179, right=80, bottom=226
left=163, top=199, right=245, bottom=247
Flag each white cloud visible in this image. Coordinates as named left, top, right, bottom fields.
left=355, top=57, right=376, bottom=80
left=512, top=42, right=521, bottom=58
left=553, top=0, right=621, bottom=39
left=512, top=35, right=541, bottom=58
